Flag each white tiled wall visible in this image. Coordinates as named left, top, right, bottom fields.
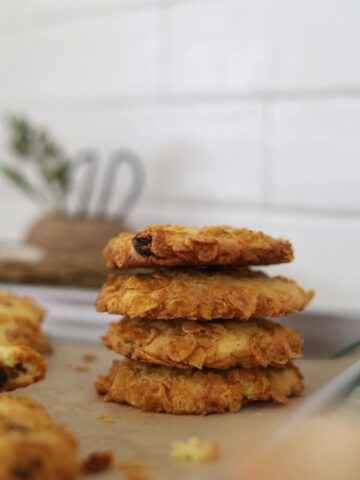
left=164, top=0, right=269, bottom=94
left=0, top=0, right=360, bottom=311
left=268, top=98, right=360, bottom=211
left=0, top=8, right=161, bottom=99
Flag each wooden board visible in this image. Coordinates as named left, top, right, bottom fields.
left=22, top=342, right=359, bottom=480
left=0, top=255, right=106, bottom=288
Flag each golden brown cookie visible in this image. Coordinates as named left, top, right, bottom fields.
left=95, top=360, right=303, bottom=415
left=0, top=291, right=44, bottom=325
left=103, top=317, right=303, bottom=369
left=0, top=291, right=51, bottom=354
left=104, top=225, right=293, bottom=268
left=0, top=345, right=47, bottom=391
left=96, top=268, right=314, bottom=320
left=0, top=395, right=79, bottom=479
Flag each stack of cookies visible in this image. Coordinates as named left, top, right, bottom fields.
left=0, top=291, right=50, bottom=391
left=95, top=225, right=314, bottom=415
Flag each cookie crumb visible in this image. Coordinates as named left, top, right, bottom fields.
left=82, top=451, right=113, bottom=473
left=74, top=366, right=90, bottom=373
left=172, top=437, right=219, bottom=462
left=119, top=461, right=148, bottom=480
left=83, top=353, right=98, bottom=362
left=97, top=414, right=115, bottom=424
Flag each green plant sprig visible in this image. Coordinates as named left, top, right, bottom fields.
left=332, top=340, right=360, bottom=358
left=1, top=115, right=71, bottom=211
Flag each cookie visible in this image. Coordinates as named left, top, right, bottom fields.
left=0, top=395, right=79, bottom=479
left=95, top=360, right=303, bottom=415
left=0, top=291, right=44, bottom=327
left=104, top=225, right=293, bottom=268
left=0, top=345, right=47, bottom=391
left=0, top=291, right=51, bottom=354
left=103, top=317, right=303, bottom=369
left=96, top=268, right=314, bottom=320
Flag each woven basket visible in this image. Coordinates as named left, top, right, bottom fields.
left=0, top=214, right=128, bottom=288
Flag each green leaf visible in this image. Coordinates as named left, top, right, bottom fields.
left=40, top=133, right=63, bottom=159
left=332, top=340, right=360, bottom=358
left=8, top=116, right=37, bottom=159
left=49, top=160, right=71, bottom=193
left=0, top=164, right=39, bottom=198
left=4, top=115, right=71, bottom=206
left=7, top=115, right=64, bottom=163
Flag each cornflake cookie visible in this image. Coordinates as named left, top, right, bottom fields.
left=105, top=225, right=294, bottom=269
left=0, top=291, right=51, bottom=354
left=0, top=345, right=47, bottom=391
left=103, top=317, right=303, bottom=370
left=0, top=395, right=79, bottom=480
left=97, top=268, right=314, bottom=321
left=95, top=360, right=303, bottom=415
left=0, top=291, right=44, bottom=326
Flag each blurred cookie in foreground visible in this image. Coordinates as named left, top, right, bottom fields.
left=104, top=225, right=293, bottom=269
left=0, top=345, right=47, bottom=391
left=103, top=317, right=303, bottom=370
left=95, top=360, right=303, bottom=415
left=0, top=395, right=79, bottom=480
left=242, top=409, right=360, bottom=480
left=0, top=291, right=51, bottom=354
left=97, top=268, right=314, bottom=320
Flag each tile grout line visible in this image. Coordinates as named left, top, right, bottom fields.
left=140, top=196, right=360, bottom=219
left=6, top=89, right=360, bottom=114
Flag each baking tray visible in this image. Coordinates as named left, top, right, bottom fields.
left=3, top=284, right=359, bottom=479
left=21, top=342, right=359, bottom=480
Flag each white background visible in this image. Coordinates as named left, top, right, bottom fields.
left=0, top=0, right=359, bottom=312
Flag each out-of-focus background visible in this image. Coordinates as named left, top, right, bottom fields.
left=0, top=0, right=359, bottom=311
